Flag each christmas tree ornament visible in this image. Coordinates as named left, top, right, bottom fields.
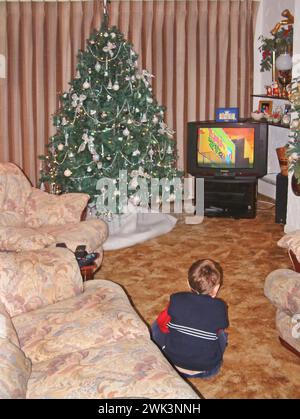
left=104, top=71, right=109, bottom=77
left=123, top=128, right=130, bottom=137
left=103, top=41, right=116, bottom=57
left=83, top=80, right=90, bottom=89
left=64, top=133, right=69, bottom=146
left=111, top=32, right=116, bottom=39
left=107, top=94, right=112, bottom=101
left=107, top=79, right=113, bottom=89
left=113, top=81, right=120, bottom=91
left=97, top=162, right=103, bottom=169
left=132, top=149, right=140, bottom=156
left=57, top=143, right=64, bottom=151
left=95, top=62, right=101, bottom=72
left=153, top=116, right=159, bottom=124
left=166, top=145, right=173, bottom=154
left=90, top=110, right=97, bottom=115
left=87, top=166, right=92, bottom=172
left=141, top=113, right=148, bottom=123
left=149, top=149, right=154, bottom=160
left=93, top=154, right=100, bottom=162
left=68, top=151, right=75, bottom=158
left=64, top=169, right=72, bottom=177
left=147, top=97, right=153, bottom=104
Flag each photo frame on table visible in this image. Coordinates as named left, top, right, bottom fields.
left=258, top=100, right=273, bottom=114
left=215, top=107, right=239, bottom=122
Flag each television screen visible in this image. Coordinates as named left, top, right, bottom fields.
left=187, top=120, right=268, bottom=178
left=197, top=127, right=255, bottom=169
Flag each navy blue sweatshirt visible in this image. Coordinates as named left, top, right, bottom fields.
left=163, top=292, right=229, bottom=371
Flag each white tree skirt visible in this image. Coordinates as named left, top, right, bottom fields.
left=102, top=211, right=177, bottom=250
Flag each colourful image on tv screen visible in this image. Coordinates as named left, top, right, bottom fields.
left=197, top=127, right=255, bottom=169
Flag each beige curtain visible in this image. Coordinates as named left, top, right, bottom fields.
left=0, top=0, right=258, bottom=186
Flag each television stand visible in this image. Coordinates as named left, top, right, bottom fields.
left=203, top=177, right=257, bottom=219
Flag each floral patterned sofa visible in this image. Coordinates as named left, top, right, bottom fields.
left=0, top=162, right=107, bottom=267
left=0, top=248, right=199, bottom=399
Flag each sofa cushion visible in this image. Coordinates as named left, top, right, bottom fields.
left=13, top=280, right=149, bottom=363
left=25, top=188, right=89, bottom=228
left=39, top=219, right=108, bottom=253
left=0, top=163, right=32, bottom=215
left=0, top=211, right=25, bottom=227
left=26, top=337, right=198, bottom=399
left=0, top=248, right=83, bottom=317
left=0, top=226, right=55, bottom=252
left=0, top=337, right=31, bottom=399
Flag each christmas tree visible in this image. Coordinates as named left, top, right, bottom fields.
left=40, top=8, right=181, bottom=215
left=287, top=76, right=300, bottom=183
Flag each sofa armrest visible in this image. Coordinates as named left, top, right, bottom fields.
left=24, top=188, right=90, bottom=228
left=0, top=248, right=83, bottom=317
left=39, top=218, right=108, bottom=253
left=278, top=231, right=300, bottom=262
left=264, top=269, right=300, bottom=315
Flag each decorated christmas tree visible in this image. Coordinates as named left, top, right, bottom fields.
left=40, top=5, right=181, bottom=215
left=287, top=77, right=300, bottom=183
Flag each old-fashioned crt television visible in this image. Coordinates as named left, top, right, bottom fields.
left=187, top=120, right=268, bottom=178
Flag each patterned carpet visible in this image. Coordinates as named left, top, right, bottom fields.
left=97, top=205, right=300, bottom=399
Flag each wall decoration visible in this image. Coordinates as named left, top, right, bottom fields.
left=215, top=108, right=239, bottom=122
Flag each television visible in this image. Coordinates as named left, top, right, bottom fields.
left=187, top=120, right=268, bottom=178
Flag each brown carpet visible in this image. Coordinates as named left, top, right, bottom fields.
left=97, top=205, right=300, bottom=399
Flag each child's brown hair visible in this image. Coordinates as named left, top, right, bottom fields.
left=188, top=259, right=223, bottom=295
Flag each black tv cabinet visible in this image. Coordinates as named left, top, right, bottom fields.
left=203, top=177, right=257, bottom=219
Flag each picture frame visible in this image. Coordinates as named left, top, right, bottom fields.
left=215, top=107, right=239, bottom=122
left=258, top=100, right=273, bottom=114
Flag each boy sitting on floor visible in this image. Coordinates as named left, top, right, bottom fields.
left=151, top=259, right=229, bottom=378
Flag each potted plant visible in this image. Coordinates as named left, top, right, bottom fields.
left=259, top=26, right=293, bottom=73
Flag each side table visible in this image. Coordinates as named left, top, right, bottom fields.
left=80, top=263, right=97, bottom=281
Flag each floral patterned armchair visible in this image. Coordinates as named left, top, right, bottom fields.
left=0, top=162, right=107, bottom=267
left=264, top=268, right=300, bottom=356
left=265, top=230, right=300, bottom=356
